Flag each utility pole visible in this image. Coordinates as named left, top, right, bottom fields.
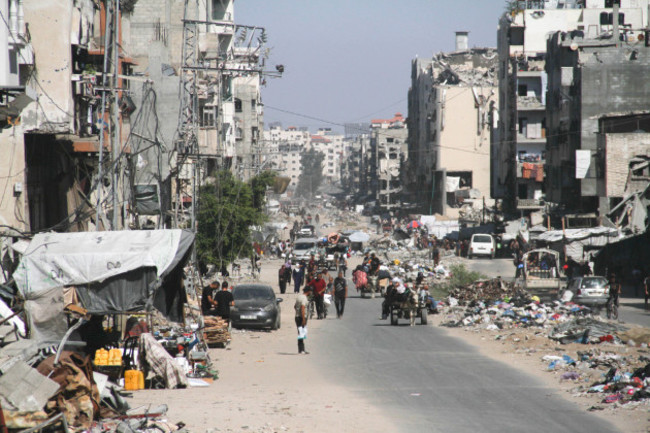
left=95, top=0, right=113, bottom=230
left=112, top=0, right=121, bottom=230
left=96, top=0, right=121, bottom=230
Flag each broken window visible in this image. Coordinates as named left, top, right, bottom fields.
left=518, top=84, right=528, bottom=97
left=211, top=0, right=229, bottom=21
left=509, top=27, right=524, bottom=46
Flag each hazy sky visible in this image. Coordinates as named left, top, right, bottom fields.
left=236, top=0, right=504, bottom=132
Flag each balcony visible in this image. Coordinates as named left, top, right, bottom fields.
left=517, top=161, right=545, bottom=181
left=517, top=198, right=545, bottom=210
left=517, top=95, right=544, bottom=111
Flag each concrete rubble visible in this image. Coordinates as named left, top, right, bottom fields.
left=434, top=278, right=650, bottom=413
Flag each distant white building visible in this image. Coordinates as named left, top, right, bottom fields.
left=311, top=128, right=345, bottom=183
left=263, top=126, right=310, bottom=185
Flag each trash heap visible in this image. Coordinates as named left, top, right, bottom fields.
left=548, top=318, right=630, bottom=345
left=541, top=349, right=650, bottom=408
left=441, top=280, right=600, bottom=331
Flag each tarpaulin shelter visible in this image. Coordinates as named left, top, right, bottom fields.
left=13, top=229, right=194, bottom=341
left=535, top=227, right=620, bottom=262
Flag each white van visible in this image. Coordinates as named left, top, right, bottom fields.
left=292, top=238, right=319, bottom=263
left=468, top=234, right=495, bottom=259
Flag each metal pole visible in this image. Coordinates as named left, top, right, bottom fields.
left=95, top=1, right=112, bottom=230
left=111, top=0, right=120, bottom=230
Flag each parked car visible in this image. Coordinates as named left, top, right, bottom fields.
left=230, top=284, right=282, bottom=330
left=468, top=234, right=495, bottom=259
left=560, top=276, right=609, bottom=308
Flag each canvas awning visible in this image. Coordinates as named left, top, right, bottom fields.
left=13, top=229, right=194, bottom=341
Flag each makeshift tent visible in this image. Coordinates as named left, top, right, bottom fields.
left=535, top=227, right=620, bottom=262
left=13, top=229, right=194, bottom=341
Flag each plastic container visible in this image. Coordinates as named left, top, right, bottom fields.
left=94, top=349, right=109, bottom=366
left=124, top=369, right=144, bottom=390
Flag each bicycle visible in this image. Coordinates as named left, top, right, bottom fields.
left=307, top=294, right=316, bottom=320
left=606, top=296, right=618, bottom=320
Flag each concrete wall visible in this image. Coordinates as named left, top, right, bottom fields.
left=21, top=1, right=75, bottom=132
left=0, top=127, right=27, bottom=230
left=603, top=133, right=650, bottom=197
left=438, top=86, right=495, bottom=205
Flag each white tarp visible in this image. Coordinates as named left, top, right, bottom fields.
left=349, top=231, right=370, bottom=243
left=536, top=227, right=619, bottom=243
left=14, top=230, right=186, bottom=297
left=575, top=150, right=591, bottom=179
left=536, top=227, right=621, bottom=261
left=446, top=176, right=460, bottom=193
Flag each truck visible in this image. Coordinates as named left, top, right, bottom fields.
left=514, top=248, right=563, bottom=301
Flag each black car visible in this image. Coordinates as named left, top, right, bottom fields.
left=230, top=284, right=282, bottom=330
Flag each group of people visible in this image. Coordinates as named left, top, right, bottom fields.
left=201, top=280, right=234, bottom=322
left=292, top=268, right=348, bottom=355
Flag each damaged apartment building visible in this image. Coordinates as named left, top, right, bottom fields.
left=0, top=1, right=137, bottom=234
left=126, top=0, right=268, bottom=226
left=371, top=113, right=407, bottom=211
left=545, top=21, right=650, bottom=218
left=406, top=32, right=498, bottom=218
left=493, top=0, right=650, bottom=214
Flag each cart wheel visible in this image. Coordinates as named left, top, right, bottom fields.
left=390, top=309, right=398, bottom=326
left=420, top=309, right=428, bottom=325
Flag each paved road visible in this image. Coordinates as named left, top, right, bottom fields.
left=311, top=292, right=618, bottom=433
left=312, top=293, right=617, bottom=432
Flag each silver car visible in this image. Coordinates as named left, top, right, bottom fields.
left=561, top=276, right=609, bottom=308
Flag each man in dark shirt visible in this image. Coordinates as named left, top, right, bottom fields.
left=333, top=271, right=348, bottom=318
left=369, top=253, right=380, bottom=276
left=201, top=281, right=219, bottom=315
left=214, top=281, right=235, bottom=321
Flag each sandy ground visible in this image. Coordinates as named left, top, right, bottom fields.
left=130, top=254, right=397, bottom=433
left=130, top=209, right=649, bottom=432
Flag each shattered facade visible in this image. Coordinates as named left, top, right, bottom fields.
left=371, top=113, right=407, bottom=211
left=493, top=0, right=650, bottom=213
left=0, top=1, right=137, bottom=233
left=406, top=33, right=497, bottom=217
left=340, top=134, right=370, bottom=197
left=545, top=30, right=650, bottom=215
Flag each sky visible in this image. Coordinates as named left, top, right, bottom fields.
left=236, top=0, right=504, bottom=133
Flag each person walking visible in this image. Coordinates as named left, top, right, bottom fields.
left=278, top=264, right=288, bottom=294
left=338, top=254, right=348, bottom=277
left=293, top=261, right=305, bottom=293
left=294, top=287, right=310, bottom=354
left=333, top=270, right=348, bottom=318
left=307, top=271, right=327, bottom=319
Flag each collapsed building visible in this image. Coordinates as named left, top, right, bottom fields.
left=545, top=29, right=650, bottom=216
left=406, top=32, right=498, bottom=218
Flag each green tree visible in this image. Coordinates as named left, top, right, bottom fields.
left=196, top=170, right=274, bottom=270
left=295, top=149, right=324, bottom=198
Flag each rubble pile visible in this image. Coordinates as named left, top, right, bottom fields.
left=548, top=318, right=630, bottom=345
left=446, top=278, right=517, bottom=304
left=541, top=349, right=650, bottom=409
left=441, top=281, right=606, bottom=331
